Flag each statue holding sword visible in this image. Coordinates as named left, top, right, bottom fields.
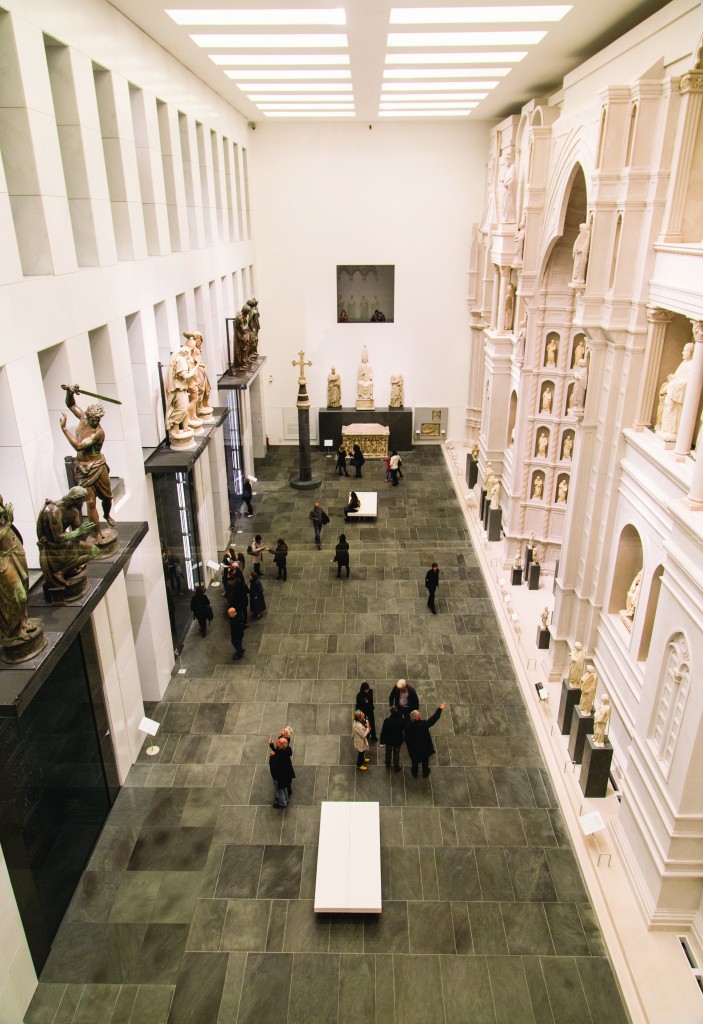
left=60, top=384, right=119, bottom=547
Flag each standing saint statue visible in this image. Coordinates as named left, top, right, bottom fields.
left=245, top=298, right=260, bottom=360
left=579, top=664, right=597, bottom=714
left=504, top=283, right=515, bottom=332
left=568, top=641, right=585, bottom=687
left=390, top=374, right=404, bottom=409
left=515, top=316, right=527, bottom=363
left=234, top=305, right=251, bottom=369
left=60, top=386, right=117, bottom=548
left=561, top=434, right=574, bottom=460
left=571, top=222, right=591, bottom=285
left=327, top=367, right=342, bottom=409
left=499, top=156, right=517, bottom=223
left=657, top=342, right=694, bottom=441
left=514, top=215, right=526, bottom=262
left=356, top=346, right=374, bottom=410
left=165, top=345, right=196, bottom=449
left=556, top=478, right=569, bottom=503
left=531, top=474, right=544, bottom=499
left=184, top=332, right=213, bottom=420
left=37, top=487, right=100, bottom=602
left=593, top=696, right=611, bottom=746
left=619, top=568, right=643, bottom=631
left=536, top=430, right=549, bottom=457
left=545, top=337, right=558, bottom=367
left=541, top=387, right=553, bottom=414
left=571, top=358, right=589, bottom=413
left=0, top=496, right=46, bottom=663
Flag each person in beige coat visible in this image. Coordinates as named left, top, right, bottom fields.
left=352, top=710, right=371, bottom=771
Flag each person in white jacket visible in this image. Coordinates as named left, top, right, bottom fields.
left=352, top=710, right=371, bottom=771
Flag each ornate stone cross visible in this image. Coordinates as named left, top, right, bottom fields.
left=292, top=349, right=312, bottom=380
left=292, top=349, right=312, bottom=409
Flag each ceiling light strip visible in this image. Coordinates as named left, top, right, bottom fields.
left=383, top=67, right=509, bottom=78
left=263, top=110, right=355, bottom=117
left=224, top=70, right=352, bottom=80
left=381, top=92, right=487, bottom=100
left=387, top=31, right=546, bottom=46
left=192, top=33, right=348, bottom=48
left=386, top=51, right=526, bottom=63
left=249, top=94, right=356, bottom=102
left=241, top=83, right=353, bottom=92
left=212, top=54, right=350, bottom=65
left=168, top=9, right=347, bottom=26
left=378, top=110, right=473, bottom=116
left=382, top=81, right=497, bottom=90
left=389, top=7, right=571, bottom=24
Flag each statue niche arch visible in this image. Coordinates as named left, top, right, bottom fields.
left=506, top=390, right=518, bottom=447
left=608, top=523, right=644, bottom=619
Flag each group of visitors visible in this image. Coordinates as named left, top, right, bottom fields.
left=353, top=679, right=446, bottom=777
left=336, top=444, right=365, bottom=478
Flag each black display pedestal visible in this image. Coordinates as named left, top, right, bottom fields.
left=291, top=406, right=322, bottom=489
left=467, top=455, right=478, bottom=489
left=579, top=738, right=614, bottom=797
left=558, top=680, right=581, bottom=735
left=511, top=567, right=523, bottom=586
left=536, top=626, right=551, bottom=650
left=479, top=488, right=487, bottom=520
left=487, top=507, right=502, bottom=542
left=568, top=707, right=594, bottom=764
left=528, top=563, right=541, bottom=590
left=524, top=545, right=533, bottom=581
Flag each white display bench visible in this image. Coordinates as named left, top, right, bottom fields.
left=314, top=801, right=382, bottom=913
left=345, top=491, right=378, bottom=520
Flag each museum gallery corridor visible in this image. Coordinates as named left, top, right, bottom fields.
left=26, top=448, right=629, bottom=1024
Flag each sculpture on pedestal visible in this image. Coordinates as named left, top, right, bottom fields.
left=356, top=346, right=375, bottom=410
left=655, top=374, right=673, bottom=432
left=571, top=222, right=591, bottom=286
left=37, top=487, right=100, bottom=602
left=245, top=298, right=260, bottom=360
left=184, top=341, right=203, bottom=432
left=490, top=481, right=501, bottom=509
left=390, top=374, right=404, bottom=409
left=657, top=343, right=694, bottom=441
left=484, top=461, right=496, bottom=496
left=290, top=350, right=321, bottom=490
left=471, top=441, right=479, bottom=461
left=540, top=607, right=549, bottom=630
left=619, top=568, right=643, bottom=631
left=60, top=386, right=118, bottom=551
left=593, top=695, right=611, bottom=746
left=545, top=337, right=558, bottom=367
left=568, top=641, right=585, bottom=687
left=327, top=367, right=342, bottom=408
left=579, top=664, right=597, bottom=714
left=165, top=346, right=196, bottom=449
left=234, top=305, right=251, bottom=369
left=0, top=496, right=46, bottom=663
left=541, top=387, right=553, bottom=414
left=531, top=474, right=544, bottom=499
left=184, top=332, right=213, bottom=421
left=571, top=358, right=589, bottom=414
left=572, top=336, right=586, bottom=368
left=513, top=548, right=522, bottom=570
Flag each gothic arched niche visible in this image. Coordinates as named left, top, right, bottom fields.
left=608, top=524, right=643, bottom=617
left=650, top=632, right=690, bottom=776
left=571, top=333, right=586, bottom=368
left=507, top=390, right=518, bottom=447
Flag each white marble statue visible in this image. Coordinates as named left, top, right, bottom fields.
left=593, top=695, right=611, bottom=746
left=619, top=568, right=643, bottom=632
left=327, top=366, right=342, bottom=408
left=572, top=336, right=586, bottom=368
left=165, top=346, right=196, bottom=449
left=541, top=387, right=553, bottom=414
left=568, top=641, right=585, bottom=687
left=655, top=374, right=673, bottom=432
left=184, top=332, right=213, bottom=422
left=490, top=481, right=501, bottom=509
left=513, top=548, right=521, bottom=569
left=545, top=337, right=558, bottom=367
left=536, top=430, right=549, bottom=458
left=531, top=474, right=544, bottom=499
left=571, top=358, right=589, bottom=413
left=561, top=434, right=573, bottom=461
left=389, top=374, right=404, bottom=408
left=515, top=317, right=527, bottom=363
left=356, top=345, right=374, bottom=410
left=499, top=156, right=517, bottom=223
left=540, top=607, right=549, bottom=630
left=484, top=461, right=496, bottom=495
left=657, top=342, right=694, bottom=441
left=514, top=215, right=526, bottom=262
left=471, top=441, right=479, bottom=461
left=504, top=284, right=515, bottom=332
left=557, top=478, right=569, bottom=503
left=579, top=664, right=597, bottom=714
left=571, top=222, right=591, bottom=285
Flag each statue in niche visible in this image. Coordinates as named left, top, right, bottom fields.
left=571, top=222, right=591, bottom=285
left=540, top=607, right=549, bottom=630
left=568, top=642, right=585, bottom=687
left=565, top=385, right=574, bottom=414
left=0, top=496, right=46, bottom=664
left=579, top=664, right=597, bottom=714
left=531, top=474, right=544, bottom=499
left=471, top=441, right=479, bottom=461
left=233, top=305, right=251, bottom=368
left=655, top=374, right=673, bottom=432
left=327, top=367, right=342, bottom=409
left=484, top=461, right=496, bottom=496
left=490, top=481, right=501, bottom=509
left=561, top=434, right=574, bottom=461
left=165, top=345, right=196, bottom=448
left=504, top=283, right=515, bottom=332
left=37, top=487, right=100, bottom=602
left=515, top=316, right=527, bottom=363
left=390, top=374, right=404, bottom=409
left=593, top=695, right=611, bottom=746
left=557, top=478, right=569, bottom=503
left=245, top=298, right=260, bottom=360
left=536, top=430, right=549, bottom=458
left=356, top=345, right=374, bottom=409
left=572, top=336, right=586, bottom=368
left=60, top=386, right=117, bottom=550
left=619, top=568, right=643, bottom=632
left=348, top=294, right=356, bottom=320
left=657, top=342, right=694, bottom=441
left=545, top=337, right=558, bottom=367
left=571, top=358, right=589, bottom=413
left=184, top=332, right=213, bottom=420
left=499, top=156, right=517, bottom=223
left=514, top=215, right=526, bottom=263
left=541, top=386, right=553, bottom=414
left=360, top=295, right=369, bottom=321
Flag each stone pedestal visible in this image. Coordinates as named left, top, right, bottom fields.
left=511, top=567, right=523, bottom=586
left=482, top=499, right=491, bottom=532
left=528, top=563, right=541, bottom=590
left=524, top=546, right=533, bottom=582
left=536, top=626, right=550, bottom=650
left=579, top=737, right=614, bottom=797
left=568, top=707, right=594, bottom=764
left=487, top=507, right=502, bottom=542
left=479, top=488, right=487, bottom=520
left=558, top=680, right=581, bottom=735
left=467, top=456, right=478, bottom=489
left=290, top=406, right=322, bottom=490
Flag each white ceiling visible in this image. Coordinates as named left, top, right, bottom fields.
left=109, top=0, right=672, bottom=122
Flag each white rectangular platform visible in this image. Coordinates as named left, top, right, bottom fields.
left=345, top=491, right=378, bottom=520
left=314, top=801, right=382, bottom=913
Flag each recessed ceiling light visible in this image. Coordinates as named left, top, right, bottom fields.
left=263, top=110, right=355, bottom=117
left=381, top=92, right=488, bottom=100
left=168, top=9, right=346, bottom=26
left=240, top=83, right=353, bottom=92
left=383, top=81, right=496, bottom=91
left=211, top=53, right=350, bottom=65
left=379, top=109, right=474, bottom=116
left=380, top=100, right=478, bottom=108
left=387, top=32, right=546, bottom=46
left=390, top=7, right=571, bottom=24
left=386, top=50, right=527, bottom=63
left=224, top=69, right=352, bottom=79
left=257, top=102, right=355, bottom=109
left=249, top=94, right=355, bottom=102
left=384, top=67, right=510, bottom=78
left=191, top=33, right=348, bottom=48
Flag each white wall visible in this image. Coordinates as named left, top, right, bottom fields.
left=250, top=121, right=491, bottom=443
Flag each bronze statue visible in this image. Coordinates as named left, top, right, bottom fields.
left=60, top=386, right=117, bottom=550
left=37, top=487, right=100, bottom=602
left=245, top=298, right=260, bottom=360
left=234, top=305, right=251, bottom=369
left=0, top=496, right=46, bottom=663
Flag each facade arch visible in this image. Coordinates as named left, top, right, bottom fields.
left=608, top=524, right=644, bottom=618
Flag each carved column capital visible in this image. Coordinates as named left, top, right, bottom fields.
left=646, top=305, right=675, bottom=324
left=679, top=71, right=703, bottom=94
left=690, top=319, right=703, bottom=344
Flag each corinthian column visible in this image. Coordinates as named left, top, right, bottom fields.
left=659, top=70, right=703, bottom=242
left=632, top=307, right=675, bottom=431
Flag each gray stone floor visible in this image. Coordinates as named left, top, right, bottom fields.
left=26, top=447, right=630, bottom=1024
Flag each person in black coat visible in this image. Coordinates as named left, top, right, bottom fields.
left=425, top=562, right=440, bottom=614
left=240, top=477, right=254, bottom=517
left=225, top=566, right=249, bottom=625
left=269, top=737, right=295, bottom=808
left=379, top=705, right=405, bottom=771
left=351, top=444, right=365, bottom=478
left=249, top=572, right=266, bottom=619
left=388, top=678, right=419, bottom=718
left=333, top=533, right=350, bottom=578
left=227, top=606, right=245, bottom=660
left=355, top=681, right=377, bottom=741
left=406, top=704, right=446, bottom=778
left=343, top=491, right=360, bottom=520
left=190, top=585, right=212, bottom=637
left=335, top=445, right=350, bottom=477
left=273, top=538, right=288, bottom=580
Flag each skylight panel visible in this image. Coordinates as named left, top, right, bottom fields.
left=263, top=110, right=355, bottom=117
left=223, top=70, right=352, bottom=79
left=211, top=54, right=350, bottom=65
left=385, top=51, right=526, bottom=63
left=380, top=91, right=488, bottom=100
left=387, top=31, right=546, bottom=46
left=191, top=33, right=348, bottom=48
left=248, top=93, right=355, bottom=102
left=167, top=9, right=346, bottom=26
left=383, top=67, right=510, bottom=78
left=240, top=83, right=353, bottom=92
left=390, top=7, right=571, bottom=24
left=382, top=81, right=497, bottom=90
